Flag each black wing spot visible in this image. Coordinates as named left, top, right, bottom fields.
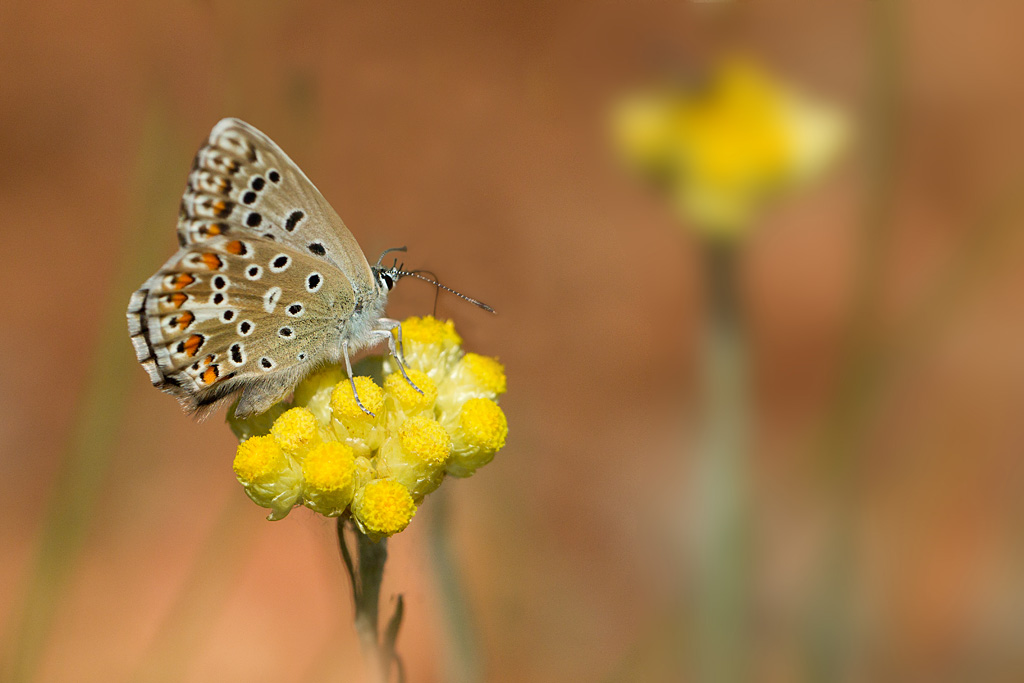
left=285, top=211, right=304, bottom=231
left=242, top=191, right=257, bottom=205
left=308, top=242, right=326, bottom=256
left=251, top=176, right=266, bottom=191
left=268, top=170, right=281, bottom=183
left=246, top=212, right=262, bottom=227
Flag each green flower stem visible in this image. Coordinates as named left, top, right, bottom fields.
left=337, top=518, right=401, bottom=683
left=427, top=488, right=482, bottom=683
left=805, top=1, right=902, bottom=678
left=693, top=240, right=751, bottom=683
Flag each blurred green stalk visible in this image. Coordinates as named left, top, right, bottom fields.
left=427, top=488, right=483, bottom=683
left=693, top=241, right=751, bottom=683
left=2, top=106, right=181, bottom=682
left=805, top=0, right=902, bottom=680
left=337, top=519, right=403, bottom=683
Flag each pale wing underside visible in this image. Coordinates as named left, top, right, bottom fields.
left=128, top=236, right=361, bottom=417
left=178, top=118, right=376, bottom=297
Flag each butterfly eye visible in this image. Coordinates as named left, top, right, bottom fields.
left=378, top=272, right=395, bottom=291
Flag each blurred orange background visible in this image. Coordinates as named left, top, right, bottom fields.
left=3, top=1, right=1024, bottom=681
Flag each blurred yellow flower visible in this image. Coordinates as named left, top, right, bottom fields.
left=612, top=56, right=847, bottom=237
left=228, top=315, right=508, bottom=537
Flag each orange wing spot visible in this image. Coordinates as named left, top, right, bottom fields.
left=202, top=365, right=220, bottom=385
left=199, top=223, right=224, bottom=237
left=171, top=273, right=196, bottom=290
left=173, top=311, right=195, bottom=330
left=200, top=253, right=223, bottom=270
left=225, top=240, right=246, bottom=255
left=212, top=201, right=231, bottom=218
left=183, top=334, right=205, bottom=357
left=166, top=292, right=188, bottom=308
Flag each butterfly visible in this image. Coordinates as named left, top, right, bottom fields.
left=127, top=118, right=424, bottom=419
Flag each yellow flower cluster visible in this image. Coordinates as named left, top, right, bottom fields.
left=229, top=316, right=508, bottom=540
left=612, top=56, right=847, bottom=237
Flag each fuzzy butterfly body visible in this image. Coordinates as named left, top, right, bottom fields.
left=128, top=119, right=399, bottom=417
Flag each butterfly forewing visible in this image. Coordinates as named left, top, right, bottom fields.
left=178, top=118, right=376, bottom=297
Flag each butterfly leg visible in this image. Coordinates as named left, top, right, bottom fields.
left=373, top=318, right=423, bottom=395
left=342, top=339, right=377, bottom=417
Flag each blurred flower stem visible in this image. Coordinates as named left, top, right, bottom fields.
left=2, top=105, right=183, bottom=683
left=806, top=0, right=902, bottom=679
left=337, top=518, right=403, bottom=683
left=693, top=240, right=751, bottom=683
left=427, top=488, right=483, bottom=683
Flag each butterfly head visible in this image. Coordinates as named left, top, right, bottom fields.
left=373, top=246, right=409, bottom=293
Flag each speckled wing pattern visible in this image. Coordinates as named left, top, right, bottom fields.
left=127, top=119, right=388, bottom=417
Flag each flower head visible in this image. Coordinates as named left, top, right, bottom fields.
left=302, top=441, right=357, bottom=517
left=227, top=316, right=508, bottom=534
left=352, top=479, right=417, bottom=542
left=446, top=398, right=508, bottom=477
left=271, top=407, right=321, bottom=454
left=377, top=415, right=452, bottom=500
left=233, top=435, right=302, bottom=520
left=384, top=369, right=438, bottom=415
left=612, top=56, right=847, bottom=237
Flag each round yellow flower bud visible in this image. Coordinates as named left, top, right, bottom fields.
left=399, top=416, right=452, bottom=465
left=330, top=377, right=386, bottom=458
left=384, top=369, right=437, bottom=413
left=331, top=376, right=385, bottom=422
left=302, top=442, right=357, bottom=516
left=352, top=479, right=417, bottom=540
left=446, top=398, right=508, bottom=478
left=270, top=407, right=320, bottom=454
left=377, top=416, right=452, bottom=500
left=438, top=354, right=507, bottom=413
left=233, top=435, right=286, bottom=485
left=394, top=316, right=463, bottom=378
left=399, top=316, right=462, bottom=346
left=459, top=354, right=507, bottom=395
left=232, top=435, right=302, bottom=520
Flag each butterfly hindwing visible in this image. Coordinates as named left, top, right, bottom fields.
left=128, top=236, right=364, bottom=416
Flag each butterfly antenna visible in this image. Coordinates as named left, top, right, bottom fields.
left=375, top=246, right=408, bottom=269
left=398, top=269, right=496, bottom=314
